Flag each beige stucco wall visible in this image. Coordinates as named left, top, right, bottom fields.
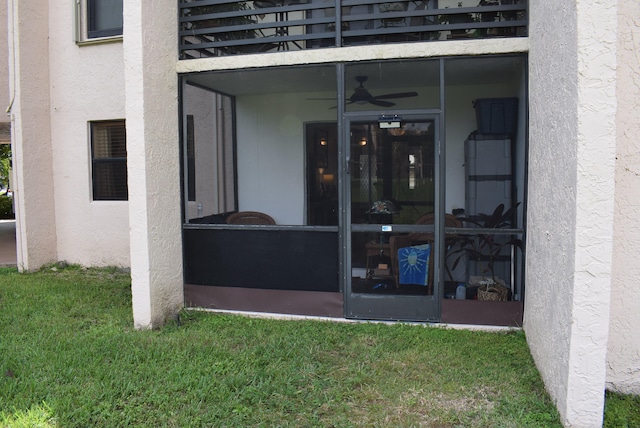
left=1, top=0, right=9, bottom=123
left=8, top=0, right=58, bottom=270
left=177, top=38, right=528, bottom=74
left=608, top=0, right=640, bottom=395
left=8, top=0, right=129, bottom=269
left=124, top=1, right=183, bottom=329
left=47, top=3, right=129, bottom=267
left=526, top=1, right=617, bottom=427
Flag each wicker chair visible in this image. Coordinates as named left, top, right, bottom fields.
left=389, top=213, right=462, bottom=293
left=226, top=211, right=276, bottom=225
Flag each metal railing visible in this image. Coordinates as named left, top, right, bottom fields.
left=179, top=0, right=527, bottom=58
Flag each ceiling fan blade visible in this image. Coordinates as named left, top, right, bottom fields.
left=369, top=99, right=395, bottom=107
left=374, top=92, right=419, bottom=100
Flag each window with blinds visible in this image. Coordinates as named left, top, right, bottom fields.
left=91, top=120, right=127, bottom=201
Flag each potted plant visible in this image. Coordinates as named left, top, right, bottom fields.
left=448, top=203, right=522, bottom=301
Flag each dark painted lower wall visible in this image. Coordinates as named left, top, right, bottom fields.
left=183, top=228, right=339, bottom=292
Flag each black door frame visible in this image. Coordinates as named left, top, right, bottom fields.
left=341, top=111, right=444, bottom=321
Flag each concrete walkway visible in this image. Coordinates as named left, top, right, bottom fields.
left=0, top=220, right=17, bottom=267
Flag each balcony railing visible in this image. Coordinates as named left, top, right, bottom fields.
left=179, top=0, right=527, bottom=59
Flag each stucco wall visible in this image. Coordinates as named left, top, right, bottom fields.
left=608, top=0, right=640, bottom=395
left=7, top=0, right=129, bottom=268
left=9, top=0, right=58, bottom=270
left=47, top=3, right=129, bottom=267
left=0, top=0, right=9, bottom=123
left=526, top=1, right=617, bottom=427
left=125, top=1, right=183, bottom=328
left=526, top=1, right=579, bottom=416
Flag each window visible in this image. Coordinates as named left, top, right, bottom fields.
left=87, top=0, right=123, bottom=38
left=91, top=120, right=127, bottom=201
left=76, top=0, right=123, bottom=42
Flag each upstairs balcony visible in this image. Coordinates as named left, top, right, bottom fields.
left=179, top=0, right=527, bottom=59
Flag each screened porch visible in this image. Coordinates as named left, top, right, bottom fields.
left=181, top=56, right=527, bottom=325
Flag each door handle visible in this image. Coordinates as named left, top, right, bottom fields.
left=346, top=156, right=357, bottom=175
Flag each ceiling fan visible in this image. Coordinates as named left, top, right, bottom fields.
left=309, top=76, right=418, bottom=107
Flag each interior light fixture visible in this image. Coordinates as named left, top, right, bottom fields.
left=316, top=130, right=328, bottom=168
left=360, top=137, right=367, bottom=146
left=322, top=173, right=334, bottom=184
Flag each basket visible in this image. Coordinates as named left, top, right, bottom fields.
left=477, top=284, right=509, bottom=301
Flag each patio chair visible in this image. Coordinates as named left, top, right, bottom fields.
left=226, top=211, right=276, bottom=225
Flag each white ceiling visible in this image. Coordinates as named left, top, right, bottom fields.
left=185, top=55, right=526, bottom=96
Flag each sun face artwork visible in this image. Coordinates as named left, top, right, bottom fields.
left=398, top=243, right=431, bottom=286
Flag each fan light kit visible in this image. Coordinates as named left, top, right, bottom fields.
left=308, top=76, right=418, bottom=108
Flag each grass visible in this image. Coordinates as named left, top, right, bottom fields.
left=604, top=391, right=640, bottom=428
left=0, top=265, right=625, bottom=427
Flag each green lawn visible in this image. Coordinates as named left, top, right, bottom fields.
left=0, top=265, right=631, bottom=427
